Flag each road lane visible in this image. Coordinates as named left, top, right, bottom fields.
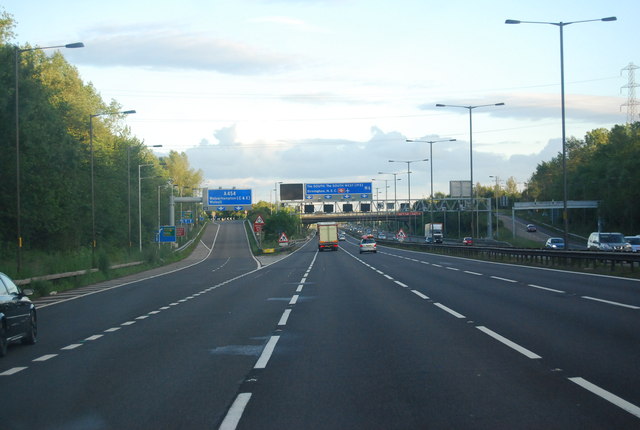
left=237, top=243, right=639, bottom=428
left=0, top=221, right=316, bottom=429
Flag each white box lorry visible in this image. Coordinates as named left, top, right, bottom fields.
left=317, top=222, right=339, bottom=251
left=425, top=223, right=443, bottom=243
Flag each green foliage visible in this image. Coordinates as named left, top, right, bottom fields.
left=526, top=122, right=640, bottom=233
left=0, top=36, right=200, bottom=273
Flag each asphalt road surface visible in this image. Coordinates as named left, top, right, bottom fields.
left=2, top=221, right=639, bottom=429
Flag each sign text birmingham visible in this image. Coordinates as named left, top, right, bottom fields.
left=305, top=182, right=372, bottom=195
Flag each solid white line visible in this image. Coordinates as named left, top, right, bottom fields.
left=278, top=309, right=292, bottom=326
left=219, top=392, right=252, bottom=430
left=476, top=326, right=541, bottom=359
left=61, top=344, right=83, bottom=350
left=394, top=281, right=409, bottom=288
left=569, top=377, right=640, bottom=418
left=289, top=295, right=299, bottom=305
left=33, top=354, right=58, bottom=362
left=0, top=367, right=27, bottom=376
left=490, top=276, right=518, bottom=283
left=464, top=270, right=482, bottom=276
left=581, top=296, right=640, bottom=310
left=411, top=290, right=429, bottom=300
left=434, top=303, right=466, bottom=319
left=254, top=336, right=280, bottom=369
left=528, top=284, right=565, bottom=294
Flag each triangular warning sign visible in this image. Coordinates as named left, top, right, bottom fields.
left=255, top=215, right=265, bottom=224
left=278, top=232, right=289, bottom=243
left=397, top=229, right=406, bottom=238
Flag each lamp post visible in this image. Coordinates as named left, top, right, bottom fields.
left=489, top=175, right=502, bottom=239
left=436, top=102, right=504, bottom=238
left=14, top=41, right=84, bottom=272
left=89, top=109, right=136, bottom=262
left=406, top=138, right=456, bottom=237
left=505, top=16, right=616, bottom=248
left=388, top=159, right=428, bottom=210
left=128, top=143, right=161, bottom=250
left=378, top=172, right=403, bottom=212
left=138, top=163, right=155, bottom=252
left=275, top=181, right=283, bottom=213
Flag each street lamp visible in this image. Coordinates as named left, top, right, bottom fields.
left=388, top=159, right=428, bottom=210
left=90, top=109, right=136, bottom=260
left=275, top=181, right=283, bottom=213
left=406, top=138, right=456, bottom=234
left=436, top=102, right=504, bottom=237
left=128, top=143, right=161, bottom=249
left=14, top=41, right=84, bottom=272
left=505, top=16, right=616, bottom=248
left=138, top=163, right=155, bottom=252
left=489, top=175, right=502, bottom=239
left=378, top=172, right=404, bottom=212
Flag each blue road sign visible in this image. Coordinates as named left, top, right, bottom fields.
left=305, top=182, right=372, bottom=195
left=207, top=189, right=252, bottom=209
left=159, top=226, right=176, bottom=243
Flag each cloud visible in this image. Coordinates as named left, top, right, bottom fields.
left=72, top=25, right=298, bottom=74
left=421, top=93, right=625, bottom=124
left=247, top=15, right=329, bottom=33
left=185, top=125, right=558, bottom=197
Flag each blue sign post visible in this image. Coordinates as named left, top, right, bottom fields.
left=304, top=183, right=372, bottom=201
left=204, top=189, right=253, bottom=211
left=158, top=226, right=176, bottom=243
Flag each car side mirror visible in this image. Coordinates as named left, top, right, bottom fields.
left=21, top=289, right=34, bottom=296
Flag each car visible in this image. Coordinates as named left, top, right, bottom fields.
left=0, top=272, right=37, bottom=357
left=377, top=233, right=386, bottom=240
left=544, top=237, right=565, bottom=249
left=587, top=232, right=632, bottom=252
left=526, top=224, right=537, bottom=232
left=462, top=237, right=473, bottom=246
left=338, top=232, right=346, bottom=241
left=359, top=235, right=377, bottom=254
left=624, top=236, right=640, bottom=252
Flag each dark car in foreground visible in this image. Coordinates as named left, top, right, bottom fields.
left=1, top=272, right=37, bottom=357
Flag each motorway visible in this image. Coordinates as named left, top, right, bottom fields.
left=2, top=221, right=640, bottom=429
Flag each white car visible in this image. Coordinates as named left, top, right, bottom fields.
left=625, top=236, right=640, bottom=252
left=359, top=235, right=377, bottom=254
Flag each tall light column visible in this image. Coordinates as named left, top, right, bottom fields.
left=406, top=138, right=456, bottom=237
left=489, top=175, right=501, bottom=239
left=138, top=163, right=154, bottom=252
left=436, top=103, right=504, bottom=238
left=128, top=143, right=161, bottom=250
left=388, top=159, right=428, bottom=210
left=505, top=16, right=616, bottom=248
left=90, top=110, right=136, bottom=261
left=15, top=41, right=84, bottom=272
left=378, top=172, right=403, bottom=212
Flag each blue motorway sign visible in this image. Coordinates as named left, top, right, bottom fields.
left=205, top=188, right=252, bottom=211
left=305, top=183, right=372, bottom=200
left=158, top=226, right=176, bottom=243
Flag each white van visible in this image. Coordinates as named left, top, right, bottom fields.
left=587, top=232, right=631, bottom=252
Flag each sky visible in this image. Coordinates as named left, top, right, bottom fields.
left=5, top=0, right=639, bottom=204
